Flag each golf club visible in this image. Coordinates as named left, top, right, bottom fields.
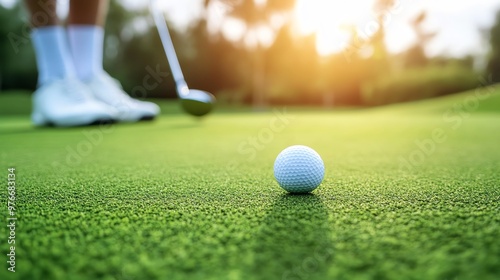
left=150, top=0, right=215, bottom=117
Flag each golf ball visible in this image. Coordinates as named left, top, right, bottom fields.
left=273, top=145, right=325, bottom=193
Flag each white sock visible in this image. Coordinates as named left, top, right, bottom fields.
left=31, top=26, right=76, bottom=85
left=67, top=25, right=105, bottom=81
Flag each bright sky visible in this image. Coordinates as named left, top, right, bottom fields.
left=292, top=0, right=500, bottom=57
left=382, top=0, right=500, bottom=57
left=3, top=0, right=499, bottom=57
left=126, top=0, right=500, bottom=57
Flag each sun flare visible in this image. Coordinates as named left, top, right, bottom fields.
left=294, top=0, right=375, bottom=56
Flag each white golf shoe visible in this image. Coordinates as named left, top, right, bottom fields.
left=32, top=78, right=119, bottom=127
left=85, top=73, right=160, bottom=122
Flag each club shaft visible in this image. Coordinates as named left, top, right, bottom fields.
left=150, top=0, right=188, bottom=93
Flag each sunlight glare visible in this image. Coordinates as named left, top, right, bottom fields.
left=294, top=0, right=375, bottom=55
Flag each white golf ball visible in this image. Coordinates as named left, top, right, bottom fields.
left=273, top=145, right=325, bottom=193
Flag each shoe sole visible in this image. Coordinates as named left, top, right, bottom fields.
left=44, top=118, right=116, bottom=127
left=139, top=115, right=156, bottom=121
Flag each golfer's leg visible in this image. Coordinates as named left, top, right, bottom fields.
left=25, top=0, right=58, bottom=27
left=68, top=0, right=108, bottom=81
left=69, top=0, right=108, bottom=26
left=25, top=0, right=118, bottom=127
left=68, top=0, right=160, bottom=122
left=25, top=0, right=75, bottom=85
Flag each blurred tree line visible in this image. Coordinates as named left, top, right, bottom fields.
left=0, top=0, right=499, bottom=106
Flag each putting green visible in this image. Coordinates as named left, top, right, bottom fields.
left=1, top=86, right=499, bottom=280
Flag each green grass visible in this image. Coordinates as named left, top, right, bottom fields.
left=1, top=86, right=500, bottom=280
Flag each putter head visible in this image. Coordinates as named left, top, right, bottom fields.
left=180, top=89, right=216, bottom=117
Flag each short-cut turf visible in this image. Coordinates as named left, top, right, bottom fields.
left=1, top=86, right=499, bottom=280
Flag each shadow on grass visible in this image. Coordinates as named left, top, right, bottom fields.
left=0, top=122, right=115, bottom=135
left=0, top=119, right=202, bottom=135
left=249, top=193, right=333, bottom=279
left=0, top=126, right=53, bottom=135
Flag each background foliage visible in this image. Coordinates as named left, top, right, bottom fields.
left=0, top=1, right=499, bottom=106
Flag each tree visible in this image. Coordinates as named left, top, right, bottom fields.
left=487, top=10, right=500, bottom=83
left=203, top=0, right=296, bottom=107
left=0, top=3, right=37, bottom=91
left=405, top=11, right=436, bottom=68
left=322, top=0, right=397, bottom=105
left=371, top=0, right=395, bottom=62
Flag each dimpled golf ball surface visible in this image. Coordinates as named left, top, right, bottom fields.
left=274, top=145, right=325, bottom=193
